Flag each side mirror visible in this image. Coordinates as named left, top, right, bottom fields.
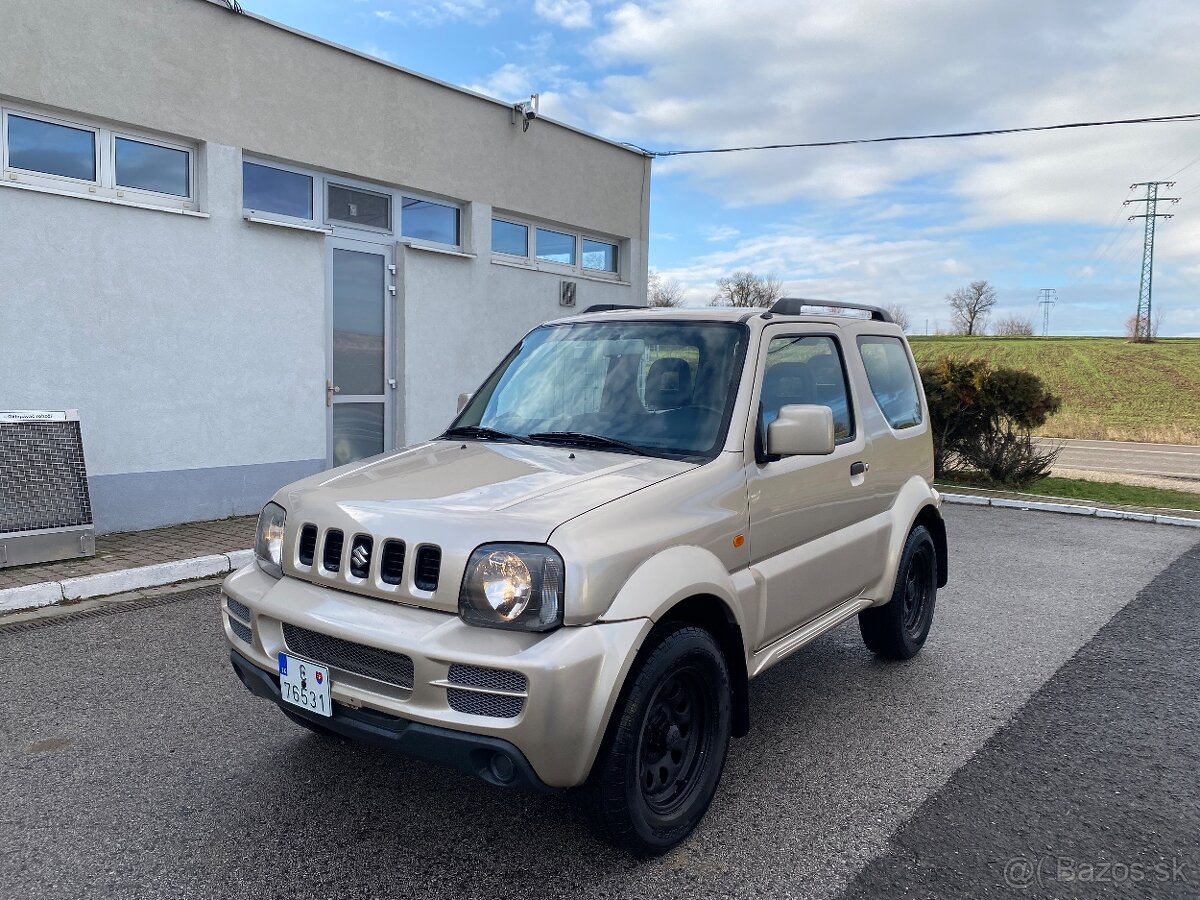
left=457, top=392, right=473, bottom=413
left=766, top=404, right=835, bottom=457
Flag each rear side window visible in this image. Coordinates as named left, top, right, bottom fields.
left=857, top=336, right=923, bottom=429
left=760, top=335, right=854, bottom=442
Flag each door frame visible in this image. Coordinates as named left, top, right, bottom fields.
left=324, top=236, right=398, bottom=468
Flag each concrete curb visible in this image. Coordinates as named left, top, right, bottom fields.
left=941, top=493, right=1200, bottom=528
left=0, top=548, right=253, bottom=614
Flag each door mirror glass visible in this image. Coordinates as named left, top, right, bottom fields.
left=457, top=391, right=473, bottom=413
left=766, top=404, right=835, bottom=456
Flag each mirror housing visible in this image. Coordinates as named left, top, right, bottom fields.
left=766, top=404, right=836, bottom=457
left=456, top=391, right=473, bottom=413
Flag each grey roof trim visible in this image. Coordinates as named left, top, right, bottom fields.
left=193, top=0, right=651, bottom=158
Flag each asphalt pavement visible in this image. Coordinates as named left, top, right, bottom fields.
left=1044, top=438, right=1200, bottom=481
left=2, top=506, right=1197, bottom=900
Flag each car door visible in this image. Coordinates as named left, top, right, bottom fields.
left=747, top=325, right=888, bottom=648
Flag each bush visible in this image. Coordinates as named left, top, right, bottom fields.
left=919, top=355, right=1062, bottom=486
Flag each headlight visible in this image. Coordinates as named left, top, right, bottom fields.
left=254, top=501, right=287, bottom=579
left=459, top=543, right=564, bottom=632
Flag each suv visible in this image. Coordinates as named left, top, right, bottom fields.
left=223, top=299, right=947, bottom=854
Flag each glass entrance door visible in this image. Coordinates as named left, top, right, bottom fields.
left=327, top=239, right=394, bottom=467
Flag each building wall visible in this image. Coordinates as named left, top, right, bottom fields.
left=0, top=0, right=650, bottom=534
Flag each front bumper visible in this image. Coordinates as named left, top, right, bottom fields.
left=221, top=563, right=651, bottom=788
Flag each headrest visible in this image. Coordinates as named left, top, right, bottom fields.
left=645, top=357, right=694, bottom=410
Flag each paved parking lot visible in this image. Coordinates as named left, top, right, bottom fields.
left=2, top=506, right=1197, bottom=900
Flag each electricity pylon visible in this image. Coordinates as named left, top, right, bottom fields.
left=1037, top=288, right=1057, bottom=336
left=1123, top=182, right=1179, bottom=341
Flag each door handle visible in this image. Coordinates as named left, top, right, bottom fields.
left=326, top=379, right=338, bottom=407
left=850, top=461, right=868, bottom=477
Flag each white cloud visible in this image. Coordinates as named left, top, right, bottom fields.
left=357, top=41, right=395, bottom=62
left=702, top=225, right=739, bottom=242
left=533, top=0, right=592, bottom=29
left=374, top=1, right=500, bottom=27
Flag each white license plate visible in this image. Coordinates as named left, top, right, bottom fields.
left=278, top=652, right=332, bottom=718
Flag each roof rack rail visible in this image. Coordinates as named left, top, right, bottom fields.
left=769, top=297, right=893, bottom=323
left=580, top=304, right=647, bottom=314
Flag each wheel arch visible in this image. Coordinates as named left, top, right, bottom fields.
left=914, top=503, right=948, bottom=588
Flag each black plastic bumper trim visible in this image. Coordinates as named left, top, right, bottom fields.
left=229, top=649, right=557, bottom=792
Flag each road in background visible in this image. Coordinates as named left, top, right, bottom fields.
left=1043, top=438, right=1200, bottom=481
left=1, top=507, right=1196, bottom=900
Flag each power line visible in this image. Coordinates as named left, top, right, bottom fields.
left=1123, top=182, right=1180, bottom=341
left=647, top=112, right=1200, bottom=158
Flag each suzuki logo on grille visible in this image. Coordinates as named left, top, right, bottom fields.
left=352, top=544, right=370, bottom=569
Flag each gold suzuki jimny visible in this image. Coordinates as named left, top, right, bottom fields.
left=223, top=299, right=947, bottom=854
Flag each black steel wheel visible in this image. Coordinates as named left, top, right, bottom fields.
left=585, top=622, right=732, bottom=855
left=859, top=524, right=938, bottom=660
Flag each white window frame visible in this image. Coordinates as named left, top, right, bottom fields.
left=491, top=217, right=530, bottom=259
left=1, top=103, right=197, bottom=212
left=325, top=180, right=394, bottom=234
left=490, top=211, right=624, bottom=281
left=399, top=191, right=462, bottom=251
left=241, top=157, right=321, bottom=230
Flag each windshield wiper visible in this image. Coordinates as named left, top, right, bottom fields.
left=442, top=425, right=533, bottom=445
left=527, top=431, right=647, bottom=455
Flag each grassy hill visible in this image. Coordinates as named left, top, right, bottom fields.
left=908, top=336, right=1200, bottom=444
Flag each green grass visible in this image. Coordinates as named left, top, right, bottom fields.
left=939, top=474, right=1200, bottom=512
left=909, top=335, right=1200, bottom=444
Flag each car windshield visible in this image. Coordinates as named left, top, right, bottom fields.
left=449, top=320, right=748, bottom=460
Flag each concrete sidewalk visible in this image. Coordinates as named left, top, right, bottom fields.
left=0, top=516, right=255, bottom=613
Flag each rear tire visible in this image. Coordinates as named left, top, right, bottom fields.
left=585, top=622, right=732, bottom=856
left=859, top=524, right=937, bottom=660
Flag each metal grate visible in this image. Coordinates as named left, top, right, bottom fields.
left=225, top=596, right=251, bottom=622
left=282, top=623, right=413, bottom=690
left=322, top=530, right=344, bottom=572
left=298, top=524, right=317, bottom=567
left=349, top=534, right=373, bottom=579
left=448, top=664, right=527, bottom=694
left=447, top=688, right=524, bottom=719
left=228, top=616, right=253, bottom=644
left=414, top=545, right=441, bottom=591
left=0, top=420, right=92, bottom=532
left=380, top=539, right=405, bottom=585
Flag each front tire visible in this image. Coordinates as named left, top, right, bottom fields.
left=859, top=524, right=938, bottom=660
left=585, top=623, right=732, bottom=856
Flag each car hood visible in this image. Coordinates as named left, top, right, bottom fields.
left=278, top=440, right=694, bottom=545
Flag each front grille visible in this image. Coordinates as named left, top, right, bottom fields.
left=349, top=534, right=373, bottom=579
left=298, top=524, right=317, bottom=567
left=322, top=530, right=344, bottom=572
left=282, top=623, right=414, bottom=690
left=228, top=616, right=253, bottom=644
left=414, top=545, right=441, bottom=591
left=225, top=596, right=251, bottom=622
left=447, top=688, right=524, bottom=719
left=379, top=539, right=406, bottom=585
left=448, top=664, right=527, bottom=694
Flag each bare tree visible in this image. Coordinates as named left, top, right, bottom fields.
left=710, top=270, right=783, bottom=308
left=1124, top=310, right=1163, bottom=342
left=993, top=314, right=1035, bottom=336
left=883, top=302, right=910, bottom=333
left=647, top=269, right=685, bottom=308
left=946, top=280, right=997, bottom=335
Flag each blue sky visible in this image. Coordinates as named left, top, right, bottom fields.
left=252, top=0, right=1200, bottom=336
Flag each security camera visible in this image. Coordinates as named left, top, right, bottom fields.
left=512, top=94, right=540, bottom=130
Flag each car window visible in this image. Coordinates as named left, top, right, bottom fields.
left=759, top=335, right=854, bottom=442
left=857, top=335, right=923, bottom=429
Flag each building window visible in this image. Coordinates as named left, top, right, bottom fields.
left=243, top=161, right=312, bottom=220
left=115, top=137, right=190, bottom=198
left=536, top=227, right=577, bottom=265
left=491, top=218, right=528, bottom=257
left=582, top=239, right=618, bottom=273
left=5, top=113, right=97, bottom=182
left=327, top=183, right=391, bottom=230
left=402, top=196, right=458, bottom=245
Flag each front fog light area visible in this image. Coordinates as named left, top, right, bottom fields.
left=459, top=543, right=564, bottom=632
left=254, top=501, right=287, bottom=578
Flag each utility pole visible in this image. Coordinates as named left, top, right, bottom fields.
left=1037, top=288, right=1057, bottom=336
left=1124, top=182, right=1179, bottom=341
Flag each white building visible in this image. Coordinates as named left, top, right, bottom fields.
left=0, top=0, right=651, bottom=533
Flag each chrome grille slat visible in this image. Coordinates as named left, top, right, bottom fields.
left=380, top=539, right=406, bottom=585
left=282, top=623, right=414, bottom=691
left=447, top=688, right=524, bottom=719
left=297, top=524, right=317, bottom=567
left=414, top=545, right=441, bottom=591
left=448, top=664, right=527, bottom=694
left=322, top=529, right=344, bottom=572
